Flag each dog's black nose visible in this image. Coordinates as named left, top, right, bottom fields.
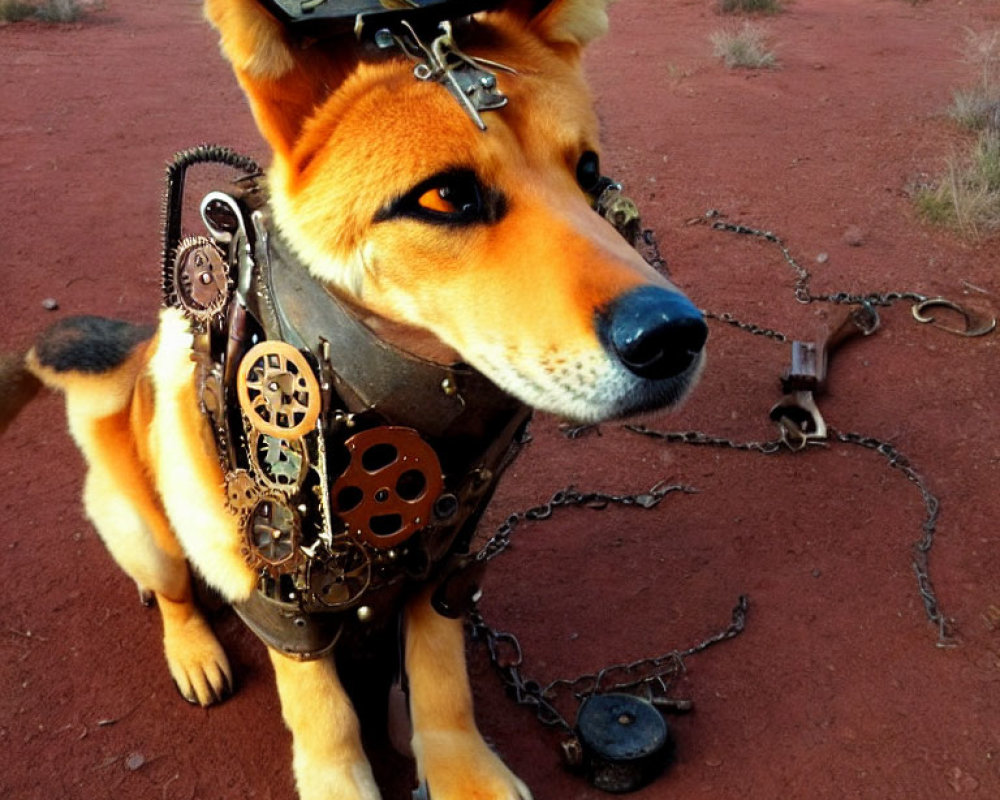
left=599, top=286, right=707, bottom=380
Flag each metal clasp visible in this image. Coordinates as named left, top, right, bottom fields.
left=381, top=20, right=516, bottom=130
left=769, top=390, right=827, bottom=450
left=770, top=303, right=881, bottom=450
left=911, top=297, right=996, bottom=337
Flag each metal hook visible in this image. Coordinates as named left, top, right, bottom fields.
left=911, top=297, right=996, bottom=337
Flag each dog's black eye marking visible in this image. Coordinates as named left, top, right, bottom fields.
left=378, top=169, right=506, bottom=226
left=576, top=150, right=601, bottom=193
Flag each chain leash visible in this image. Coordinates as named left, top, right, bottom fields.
left=477, top=481, right=697, bottom=563
left=624, top=424, right=954, bottom=645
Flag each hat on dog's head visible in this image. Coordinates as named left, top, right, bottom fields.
left=260, top=0, right=528, bottom=130
left=259, top=0, right=521, bottom=38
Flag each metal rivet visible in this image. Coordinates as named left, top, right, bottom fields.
left=357, top=605, right=373, bottom=622
left=440, top=377, right=458, bottom=396
left=434, top=493, right=459, bottom=520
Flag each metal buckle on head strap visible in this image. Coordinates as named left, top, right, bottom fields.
left=376, top=20, right=516, bottom=130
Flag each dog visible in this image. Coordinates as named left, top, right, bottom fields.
left=0, top=1, right=707, bottom=798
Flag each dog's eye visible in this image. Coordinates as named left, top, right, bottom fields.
left=382, top=170, right=505, bottom=226
left=416, top=182, right=478, bottom=217
left=576, top=150, right=601, bottom=192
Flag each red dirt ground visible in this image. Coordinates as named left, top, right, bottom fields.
left=2, top=1, right=999, bottom=798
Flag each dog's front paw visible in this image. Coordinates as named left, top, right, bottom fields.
left=414, top=731, right=532, bottom=800
left=292, top=759, right=381, bottom=800
left=161, top=606, right=232, bottom=706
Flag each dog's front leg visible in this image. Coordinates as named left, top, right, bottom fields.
left=406, top=589, right=532, bottom=800
left=269, top=650, right=381, bottom=800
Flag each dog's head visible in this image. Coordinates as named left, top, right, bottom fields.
left=206, top=0, right=707, bottom=423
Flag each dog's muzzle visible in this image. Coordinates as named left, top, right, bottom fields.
left=599, top=286, right=707, bottom=381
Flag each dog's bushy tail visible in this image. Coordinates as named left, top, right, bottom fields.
left=0, top=352, right=41, bottom=437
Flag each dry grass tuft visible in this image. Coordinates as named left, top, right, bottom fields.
left=0, top=0, right=35, bottom=21
left=919, top=29, right=1000, bottom=236
left=717, top=0, right=783, bottom=13
left=0, top=0, right=89, bottom=23
left=710, top=21, right=777, bottom=69
left=946, top=29, right=1000, bottom=131
left=916, top=131, right=1000, bottom=236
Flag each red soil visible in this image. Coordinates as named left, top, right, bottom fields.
left=1, top=1, right=998, bottom=798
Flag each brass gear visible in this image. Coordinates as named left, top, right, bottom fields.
left=170, top=236, right=230, bottom=321
left=237, top=341, right=322, bottom=440
left=243, top=496, right=304, bottom=577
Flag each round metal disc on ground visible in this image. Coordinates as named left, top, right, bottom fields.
left=575, top=693, right=670, bottom=793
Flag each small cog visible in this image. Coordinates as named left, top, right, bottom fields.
left=244, top=496, right=303, bottom=577
left=308, top=541, right=372, bottom=609
left=170, top=236, right=230, bottom=321
left=225, top=469, right=259, bottom=517
left=248, top=429, right=307, bottom=492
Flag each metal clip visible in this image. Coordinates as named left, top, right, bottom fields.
left=911, top=297, right=996, bottom=337
left=771, top=303, right=882, bottom=450
left=384, top=20, right=516, bottom=130
left=769, top=390, right=827, bottom=450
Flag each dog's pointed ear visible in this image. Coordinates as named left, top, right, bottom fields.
left=505, top=0, right=613, bottom=51
left=204, top=0, right=357, bottom=161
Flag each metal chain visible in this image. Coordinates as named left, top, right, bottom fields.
left=623, top=425, right=785, bottom=456
left=477, top=481, right=696, bottom=563
left=702, top=214, right=928, bottom=308
left=624, top=421, right=954, bottom=646
left=471, top=483, right=748, bottom=733
left=674, top=214, right=954, bottom=643
left=830, top=429, right=954, bottom=644
left=702, top=310, right=790, bottom=342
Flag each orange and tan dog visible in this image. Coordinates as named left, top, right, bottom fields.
left=1, top=1, right=707, bottom=798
